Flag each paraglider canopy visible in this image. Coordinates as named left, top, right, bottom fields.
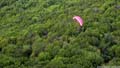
left=73, top=16, right=83, bottom=26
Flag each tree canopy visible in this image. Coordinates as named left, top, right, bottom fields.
left=0, top=0, right=120, bottom=68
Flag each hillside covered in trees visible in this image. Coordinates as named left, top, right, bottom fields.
left=0, top=0, right=120, bottom=68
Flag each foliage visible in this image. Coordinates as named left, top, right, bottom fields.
left=0, top=0, right=120, bottom=68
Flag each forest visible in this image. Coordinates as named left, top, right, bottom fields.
left=0, top=0, right=120, bottom=68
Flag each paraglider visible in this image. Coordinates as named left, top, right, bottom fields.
left=73, top=16, right=83, bottom=26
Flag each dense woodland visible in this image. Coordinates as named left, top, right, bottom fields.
left=0, top=0, right=120, bottom=68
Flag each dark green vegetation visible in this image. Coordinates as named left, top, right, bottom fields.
left=0, top=0, right=120, bottom=68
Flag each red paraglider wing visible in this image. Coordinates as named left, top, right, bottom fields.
left=73, top=16, right=83, bottom=26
